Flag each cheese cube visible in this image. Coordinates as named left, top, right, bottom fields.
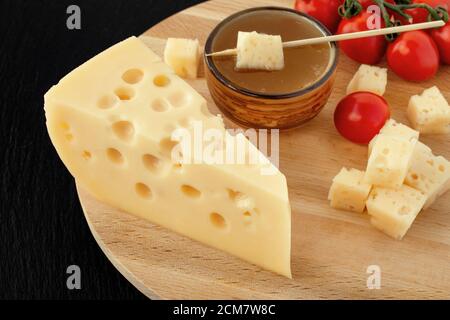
left=346, top=64, right=388, bottom=96
left=164, top=38, right=200, bottom=79
left=44, top=36, right=292, bottom=278
left=404, top=142, right=450, bottom=208
left=368, top=119, right=419, bottom=154
left=407, top=86, right=450, bottom=134
left=366, top=185, right=426, bottom=239
left=328, top=168, right=372, bottom=213
left=236, top=31, right=284, bottom=71
left=364, top=134, right=416, bottom=189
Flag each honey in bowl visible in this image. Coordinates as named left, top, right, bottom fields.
left=204, top=7, right=338, bottom=129
left=211, top=9, right=333, bottom=95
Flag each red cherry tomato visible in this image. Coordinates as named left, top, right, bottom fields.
left=337, top=11, right=387, bottom=64
left=398, top=0, right=450, bottom=24
left=387, top=30, right=440, bottom=82
left=431, top=21, right=450, bottom=64
left=334, top=92, right=390, bottom=144
left=294, top=0, right=342, bottom=33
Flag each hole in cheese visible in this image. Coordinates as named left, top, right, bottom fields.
left=153, top=74, right=170, bottom=87
left=181, top=184, right=201, bottom=198
left=399, top=206, right=411, bottom=216
left=227, top=189, right=243, bottom=201
left=65, top=133, right=74, bottom=142
left=173, top=163, right=183, bottom=170
left=227, top=188, right=254, bottom=210
left=135, top=182, right=152, bottom=199
left=210, top=212, right=227, bottom=229
left=159, top=137, right=178, bottom=156
left=243, top=211, right=253, bottom=225
left=82, top=150, right=92, bottom=160
left=122, top=69, right=144, bottom=84
left=114, top=87, right=135, bottom=101
left=411, top=173, right=419, bottom=180
left=382, top=148, right=390, bottom=155
left=178, top=117, right=193, bottom=128
left=439, top=165, right=445, bottom=172
left=106, top=148, right=124, bottom=164
left=60, top=121, right=70, bottom=131
left=112, top=121, right=135, bottom=142
left=97, top=94, right=119, bottom=109
left=151, top=98, right=170, bottom=112
left=142, top=154, right=162, bottom=173
left=180, top=67, right=188, bottom=78
left=168, top=91, right=190, bottom=108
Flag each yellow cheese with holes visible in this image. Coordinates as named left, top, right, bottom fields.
left=328, top=168, right=372, bottom=213
left=404, top=141, right=450, bottom=208
left=164, top=38, right=200, bottom=79
left=367, top=120, right=449, bottom=208
left=236, top=31, right=284, bottom=71
left=364, top=134, right=416, bottom=189
left=44, top=36, right=292, bottom=278
left=346, top=64, right=388, bottom=96
left=407, top=86, right=450, bottom=134
left=366, top=185, right=426, bottom=239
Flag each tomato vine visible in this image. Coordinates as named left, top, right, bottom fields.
left=339, top=0, right=449, bottom=41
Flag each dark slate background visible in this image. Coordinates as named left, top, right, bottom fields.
left=0, top=0, right=204, bottom=300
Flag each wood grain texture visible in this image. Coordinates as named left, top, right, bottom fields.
left=78, top=0, right=450, bottom=299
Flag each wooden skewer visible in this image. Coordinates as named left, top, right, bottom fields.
left=205, top=20, right=445, bottom=57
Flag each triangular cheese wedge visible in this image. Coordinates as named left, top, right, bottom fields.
left=44, top=36, right=291, bottom=277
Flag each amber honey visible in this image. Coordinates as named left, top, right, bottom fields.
left=211, top=9, right=332, bottom=95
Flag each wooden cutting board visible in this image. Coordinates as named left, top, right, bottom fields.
left=77, top=0, right=450, bottom=299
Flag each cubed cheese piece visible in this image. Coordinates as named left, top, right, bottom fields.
left=368, top=119, right=419, bottom=154
left=407, top=86, right=450, bottom=134
left=366, top=185, right=426, bottom=239
left=164, top=38, right=200, bottom=79
left=44, top=36, right=292, bottom=278
left=404, top=141, right=450, bottom=208
left=236, top=31, right=284, bottom=71
left=364, top=134, right=416, bottom=189
left=328, top=168, right=372, bottom=213
left=346, top=64, right=388, bottom=96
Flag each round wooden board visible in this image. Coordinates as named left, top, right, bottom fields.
left=78, top=0, right=450, bottom=299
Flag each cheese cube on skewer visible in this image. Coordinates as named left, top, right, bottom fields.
left=366, top=185, right=426, bottom=239
left=328, top=168, right=372, bottom=213
left=407, top=86, right=450, bottom=134
left=347, top=64, right=388, bottom=96
left=236, top=31, right=284, bottom=71
left=164, top=38, right=200, bottom=79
